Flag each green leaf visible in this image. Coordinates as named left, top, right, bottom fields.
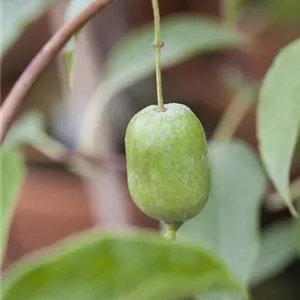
left=250, top=220, right=297, bottom=287
left=63, top=0, right=90, bottom=84
left=4, top=112, right=45, bottom=148
left=2, top=231, right=246, bottom=300
left=1, top=0, right=57, bottom=54
left=256, top=0, right=300, bottom=22
left=294, top=218, right=300, bottom=255
left=104, top=14, right=246, bottom=98
left=257, top=38, right=300, bottom=217
left=178, top=140, right=267, bottom=285
left=0, top=148, right=25, bottom=264
left=221, top=0, right=247, bottom=24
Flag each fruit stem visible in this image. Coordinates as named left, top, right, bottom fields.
left=151, top=0, right=165, bottom=112
left=162, top=222, right=183, bottom=241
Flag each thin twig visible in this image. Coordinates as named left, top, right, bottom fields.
left=31, top=133, right=126, bottom=171
left=0, top=0, right=114, bottom=145
left=212, top=88, right=254, bottom=140
left=37, top=146, right=126, bottom=171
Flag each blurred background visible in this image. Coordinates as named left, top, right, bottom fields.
left=1, top=0, right=300, bottom=299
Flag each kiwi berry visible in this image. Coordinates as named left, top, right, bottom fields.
left=125, top=103, right=210, bottom=223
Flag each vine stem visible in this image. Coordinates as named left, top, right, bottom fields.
left=0, top=0, right=114, bottom=145
left=31, top=133, right=126, bottom=171
left=151, top=0, right=165, bottom=112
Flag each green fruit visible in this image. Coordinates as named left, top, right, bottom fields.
left=125, top=103, right=210, bottom=223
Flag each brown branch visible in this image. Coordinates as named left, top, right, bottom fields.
left=0, top=0, right=114, bottom=144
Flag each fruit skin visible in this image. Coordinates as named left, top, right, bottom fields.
left=125, top=103, right=210, bottom=223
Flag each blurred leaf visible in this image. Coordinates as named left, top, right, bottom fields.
left=2, top=231, right=246, bottom=300
left=4, top=112, right=45, bottom=148
left=104, top=14, right=246, bottom=98
left=178, top=140, right=267, bottom=285
left=1, top=0, right=57, bottom=54
left=0, top=148, right=25, bottom=264
left=257, top=38, right=300, bottom=217
left=221, top=67, right=258, bottom=97
left=294, top=218, right=300, bottom=255
left=250, top=220, right=297, bottom=287
left=3, top=112, right=72, bottom=164
left=63, top=0, right=90, bottom=84
left=266, top=177, right=300, bottom=212
left=255, top=0, right=300, bottom=22
left=221, top=0, right=247, bottom=24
